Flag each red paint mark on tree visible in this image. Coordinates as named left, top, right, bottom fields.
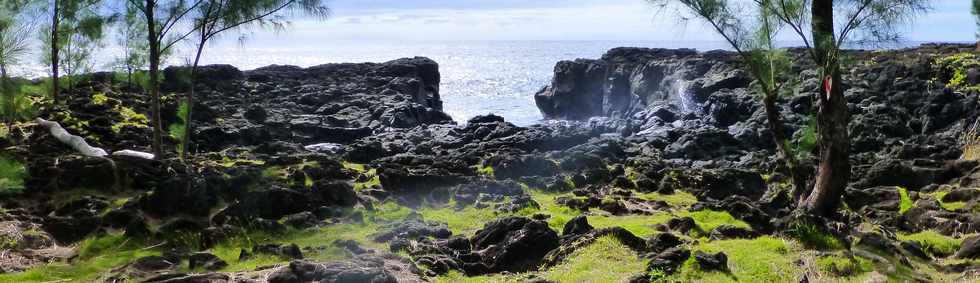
left=823, top=75, right=833, bottom=100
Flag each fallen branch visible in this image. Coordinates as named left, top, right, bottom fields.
left=35, top=118, right=108, bottom=157
left=112, top=150, right=156, bottom=160
left=35, top=118, right=156, bottom=160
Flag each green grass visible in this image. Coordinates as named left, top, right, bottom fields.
left=673, top=236, right=799, bottom=282
left=419, top=201, right=510, bottom=235
left=540, top=235, right=647, bottom=282
left=434, top=272, right=520, bottom=283
left=0, top=156, right=25, bottom=195
left=685, top=210, right=751, bottom=235
left=638, top=191, right=699, bottom=208
left=434, top=235, right=646, bottom=283
left=0, top=233, right=160, bottom=283
left=815, top=254, right=874, bottom=278
left=210, top=237, right=286, bottom=272
left=898, top=187, right=913, bottom=214
left=932, top=191, right=968, bottom=211
left=786, top=222, right=845, bottom=251
left=898, top=230, right=962, bottom=257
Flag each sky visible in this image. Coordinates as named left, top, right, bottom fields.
left=224, top=0, right=977, bottom=44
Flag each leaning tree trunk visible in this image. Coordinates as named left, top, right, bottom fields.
left=762, top=91, right=807, bottom=195
left=181, top=39, right=206, bottom=160
left=801, top=0, right=851, bottom=216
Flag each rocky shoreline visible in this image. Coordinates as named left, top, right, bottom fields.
left=2, top=43, right=980, bottom=282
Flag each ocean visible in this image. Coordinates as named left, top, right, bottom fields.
left=188, top=40, right=738, bottom=126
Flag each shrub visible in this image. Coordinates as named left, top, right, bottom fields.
left=934, top=53, right=980, bottom=93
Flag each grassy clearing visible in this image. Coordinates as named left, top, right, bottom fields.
left=0, top=233, right=160, bottom=283
left=898, top=230, right=961, bottom=257
left=673, top=236, right=799, bottom=283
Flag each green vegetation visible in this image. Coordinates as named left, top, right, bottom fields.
left=435, top=236, right=646, bottom=283
left=934, top=53, right=980, bottom=93
left=673, top=236, right=797, bottom=282
left=898, top=230, right=962, bottom=257
left=344, top=162, right=381, bottom=191
left=932, top=191, right=969, bottom=211
left=786, top=222, right=845, bottom=251
left=790, top=116, right=818, bottom=160
left=91, top=92, right=108, bottom=105
left=638, top=191, right=698, bottom=208
left=0, top=233, right=160, bottom=282
left=0, top=155, right=25, bottom=195
left=475, top=164, right=495, bottom=178
left=898, top=187, right=913, bottom=214
left=540, top=235, right=646, bottom=282
left=169, top=100, right=190, bottom=157
left=419, top=201, right=505, bottom=235
left=815, top=254, right=873, bottom=277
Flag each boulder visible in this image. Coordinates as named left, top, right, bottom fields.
left=470, top=217, right=559, bottom=272
left=647, top=247, right=691, bottom=275
left=694, top=251, right=728, bottom=271
left=187, top=253, right=227, bottom=271
left=562, top=215, right=594, bottom=236
left=956, top=235, right=980, bottom=259
left=267, top=257, right=398, bottom=283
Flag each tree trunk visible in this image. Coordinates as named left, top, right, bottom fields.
left=182, top=39, right=205, bottom=160
left=50, top=0, right=60, bottom=103
left=801, top=0, right=851, bottom=216
left=145, top=0, right=163, bottom=157
left=1, top=67, right=8, bottom=126
left=762, top=91, right=807, bottom=195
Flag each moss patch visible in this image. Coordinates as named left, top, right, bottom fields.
left=674, top=236, right=798, bottom=282
left=932, top=191, right=968, bottom=211
left=898, top=230, right=961, bottom=257
left=898, top=187, right=913, bottom=214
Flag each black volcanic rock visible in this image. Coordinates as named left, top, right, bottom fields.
left=471, top=216, right=559, bottom=273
